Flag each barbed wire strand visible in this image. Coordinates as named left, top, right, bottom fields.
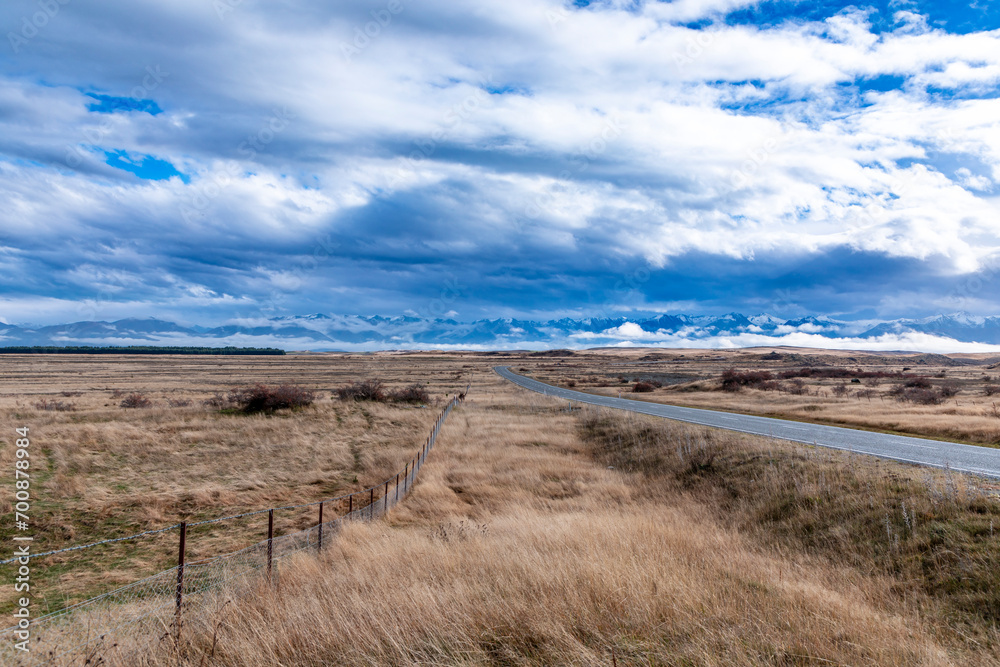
left=0, top=393, right=463, bottom=666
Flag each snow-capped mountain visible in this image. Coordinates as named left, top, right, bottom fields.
left=1, top=313, right=999, bottom=352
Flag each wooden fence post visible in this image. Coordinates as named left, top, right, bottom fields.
left=175, top=521, right=186, bottom=646
left=267, top=509, right=274, bottom=582
left=317, top=502, right=324, bottom=552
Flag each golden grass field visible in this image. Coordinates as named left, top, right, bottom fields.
left=521, top=347, right=1000, bottom=446
left=1, top=349, right=999, bottom=665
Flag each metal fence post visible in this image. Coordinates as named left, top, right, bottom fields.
left=384, top=480, right=389, bottom=511
left=317, top=502, right=324, bottom=552
left=267, top=509, right=274, bottom=582
left=403, top=463, right=408, bottom=493
left=369, top=487, right=374, bottom=519
left=395, top=473, right=399, bottom=502
left=349, top=493, right=353, bottom=515
left=175, top=521, right=186, bottom=645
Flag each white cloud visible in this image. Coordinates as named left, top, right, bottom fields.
left=1, top=1, right=1000, bottom=323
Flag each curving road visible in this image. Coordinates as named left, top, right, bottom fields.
left=496, top=366, right=1000, bottom=479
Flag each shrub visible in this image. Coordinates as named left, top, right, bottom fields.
left=939, top=382, right=959, bottom=399
left=203, top=392, right=228, bottom=408
left=720, top=368, right=774, bottom=392
left=904, top=377, right=932, bottom=389
left=228, top=384, right=314, bottom=413
left=120, top=393, right=152, bottom=409
left=565, top=379, right=576, bottom=388
left=832, top=383, right=849, bottom=397
left=785, top=379, right=806, bottom=395
left=632, top=382, right=656, bottom=393
left=984, top=385, right=999, bottom=397
left=387, top=383, right=431, bottom=404
left=892, top=387, right=942, bottom=405
left=167, top=398, right=192, bottom=408
left=35, top=399, right=75, bottom=412
left=336, top=379, right=385, bottom=402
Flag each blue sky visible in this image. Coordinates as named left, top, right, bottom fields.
left=0, top=0, right=999, bottom=327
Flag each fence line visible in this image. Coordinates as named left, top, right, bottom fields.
left=1, top=394, right=464, bottom=666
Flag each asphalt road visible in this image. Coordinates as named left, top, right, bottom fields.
left=495, top=366, right=1000, bottom=479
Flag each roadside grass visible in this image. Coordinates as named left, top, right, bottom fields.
left=581, top=410, right=1000, bottom=642
left=129, top=375, right=999, bottom=666
left=523, top=351, right=1000, bottom=446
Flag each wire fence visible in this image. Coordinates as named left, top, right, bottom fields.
left=0, top=394, right=463, bottom=666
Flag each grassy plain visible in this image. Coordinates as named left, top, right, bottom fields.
left=1, top=349, right=999, bottom=665
left=521, top=347, right=1000, bottom=446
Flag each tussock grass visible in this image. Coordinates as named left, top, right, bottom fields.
left=581, top=410, right=1000, bottom=643
left=126, top=375, right=999, bottom=665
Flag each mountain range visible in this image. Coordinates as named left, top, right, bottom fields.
left=2, top=313, right=1000, bottom=352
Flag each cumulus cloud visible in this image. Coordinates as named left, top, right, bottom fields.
left=0, top=0, right=999, bottom=326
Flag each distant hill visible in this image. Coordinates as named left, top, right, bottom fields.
left=1, top=313, right=998, bottom=352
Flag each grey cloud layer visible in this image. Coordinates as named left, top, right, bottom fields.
left=0, top=0, right=998, bottom=325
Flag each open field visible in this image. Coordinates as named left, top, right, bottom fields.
left=2, top=351, right=1000, bottom=665
left=516, top=347, right=1000, bottom=446
left=0, top=353, right=476, bottom=613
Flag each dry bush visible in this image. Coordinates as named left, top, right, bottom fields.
left=35, top=398, right=76, bottom=411
left=832, top=383, right=849, bottom=397
left=335, top=379, right=385, bottom=402
left=632, top=381, right=655, bottom=393
left=203, top=392, right=228, bottom=408
left=985, top=385, right=999, bottom=397
left=167, top=398, right=192, bottom=408
left=386, top=383, right=430, bottom=404
left=939, top=382, right=959, bottom=399
left=720, top=368, right=774, bottom=391
left=227, top=384, right=315, bottom=413
left=120, top=393, right=152, bottom=408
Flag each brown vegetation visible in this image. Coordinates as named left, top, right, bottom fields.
left=128, top=372, right=1000, bottom=666
left=226, top=383, right=315, bottom=413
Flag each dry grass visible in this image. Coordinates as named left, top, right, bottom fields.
left=523, top=348, right=1000, bottom=445
left=0, top=353, right=476, bottom=610
left=6, top=352, right=1000, bottom=665
left=115, top=369, right=1000, bottom=666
